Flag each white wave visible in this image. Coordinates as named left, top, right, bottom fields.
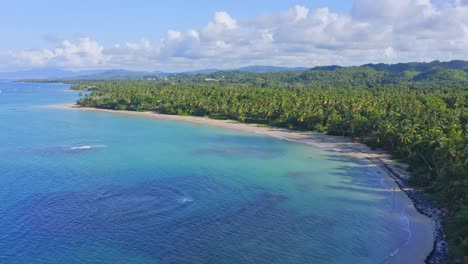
left=179, top=197, right=194, bottom=204
left=389, top=248, right=400, bottom=257
left=70, top=144, right=107, bottom=150
left=388, top=208, right=412, bottom=260
left=70, top=145, right=93, bottom=150
left=400, top=209, right=412, bottom=235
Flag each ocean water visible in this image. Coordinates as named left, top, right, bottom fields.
left=0, top=82, right=410, bottom=264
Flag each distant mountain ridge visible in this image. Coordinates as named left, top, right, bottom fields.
left=236, top=65, right=309, bottom=73
left=165, top=60, right=467, bottom=89
left=362, top=60, right=468, bottom=73
left=75, top=69, right=151, bottom=80
left=0, top=66, right=310, bottom=80
left=0, top=68, right=104, bottom=80
left=2, top=60, right=467, bottom=81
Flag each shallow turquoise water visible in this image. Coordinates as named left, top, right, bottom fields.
left=0, top=82, right=409, bottom=263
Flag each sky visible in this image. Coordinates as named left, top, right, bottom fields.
left=0, top=0, right=467, bottom=71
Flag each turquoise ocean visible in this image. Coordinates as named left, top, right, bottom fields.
left=0, top=82, right=411, bottom=263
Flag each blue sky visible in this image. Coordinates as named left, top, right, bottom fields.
left=0, top=0, right=352, bottom=50
left=0, top=0, right=467, bottom=71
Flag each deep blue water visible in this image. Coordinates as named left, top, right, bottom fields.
left=0, top=82, right=410, bottom=263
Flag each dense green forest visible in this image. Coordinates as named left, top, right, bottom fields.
left=138, top=59, right=468, bottom=91
left=74, top=61, right=468, bottom=262
left=164, top=65, right=467, bottom=90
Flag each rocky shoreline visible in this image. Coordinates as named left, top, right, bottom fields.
left=380, top=161, right=448, bottom=264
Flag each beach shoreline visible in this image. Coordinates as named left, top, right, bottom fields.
left=56, top=103, right=445, bottom=263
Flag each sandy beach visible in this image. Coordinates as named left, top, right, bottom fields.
left=57, top=103, right=438, bottom=263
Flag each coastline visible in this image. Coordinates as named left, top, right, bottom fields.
left=56, top=103, right=444, bottom=263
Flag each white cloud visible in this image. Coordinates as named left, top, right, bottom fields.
left=1, top=1, right=467, bottom=71
left=352, top=0, right=434, bottom=21
left=289, top=5, right=309, bottom=22
left=3, top=37, right=105, bottom=69
left=384, top=47, right=397, bottom=59
left=54, top=38, right=105, bottom=67
left=167, top=30, right=182, bottom=41
left=202, top=11, right=239, bottom=41
left=214, top=11, right=237, bottom=30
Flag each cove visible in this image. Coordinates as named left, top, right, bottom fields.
left=0, top=82, right=432, bottom=264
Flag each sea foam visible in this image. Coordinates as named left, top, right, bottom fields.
left=70, top=144, right=107, bottom=150
left=178, top=197, right=194, bottom=204
left=70, top=146, right=93, bottom=150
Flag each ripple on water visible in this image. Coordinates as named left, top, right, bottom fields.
left=21, top=184, right=193, bottom=231
left=18, top=144, right=107, bottom=156
left=192, top=146, right=285, bottom=159
left=285, top=171, right=317, bottom=192
left=0, top=173, right=396, bottom=264
left=0, top=178, right=316, bottom=263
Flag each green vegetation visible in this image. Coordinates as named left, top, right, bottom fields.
left=74, top=61, right=468, bottom=262
left=139, top=59, right=468, bottom=91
